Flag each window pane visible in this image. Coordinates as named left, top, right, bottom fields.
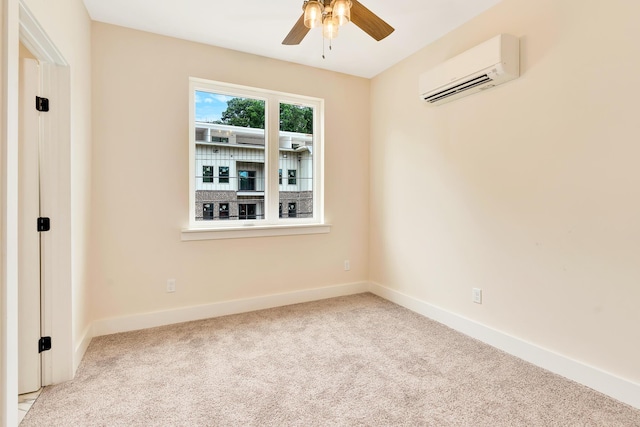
left=219, top=166, right=229, bottom=183
left=203, top=166, right=213, bottom=183
left=195, top=91, right=265, bottom=221
left=288, top=202, right=297, bottom=218
left=279, top=103, right=314, bottom=219
left=203, top=203, right=214, bottom=220
left=239, top=203, right=257, bottom=220
left=219, top=203, right=229, bottom=219
left=287, top=169, right=297, bottom=185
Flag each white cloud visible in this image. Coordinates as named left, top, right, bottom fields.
left=213, top=94, right=231, bottom=103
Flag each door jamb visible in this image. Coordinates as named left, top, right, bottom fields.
left=3, top=1, right=71, bottom=423
left=18, top=0, right=73, bottom=388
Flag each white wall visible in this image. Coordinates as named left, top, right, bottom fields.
left=370, top=0, right=640, bottom=385
left=89, top=23, right=370, bottom=323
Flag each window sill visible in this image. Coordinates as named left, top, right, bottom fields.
left=181, top=223, right=331, bottom=241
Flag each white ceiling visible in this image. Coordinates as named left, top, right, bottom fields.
left=82, top=0, right=502, bottom=79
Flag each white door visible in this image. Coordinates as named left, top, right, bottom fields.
left=18, top=57, right=42, bottom=395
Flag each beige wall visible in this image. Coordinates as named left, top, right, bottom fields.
left=89, top=23, right=370, bottom=321
left=370, top=0, right=640, bottom=383
left=22, top=0, right=92, bottom=366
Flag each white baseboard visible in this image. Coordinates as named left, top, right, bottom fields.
left=73, top=323, right=93, bottom=373
left=368, top=282, right=640, bottom=410
left=92, top=281, right=369, bottom=337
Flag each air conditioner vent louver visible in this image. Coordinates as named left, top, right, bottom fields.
left=419, top=34, right=520, bottom=105
left=423, top=74, right=493, bottom=104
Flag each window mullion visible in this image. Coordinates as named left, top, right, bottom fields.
left=266, top=97, right=280, bottom=223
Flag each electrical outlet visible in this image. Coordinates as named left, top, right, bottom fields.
left=344, top=260, right=350, bottom=271
left=167, top=279, right=176, bottom=293
left=472, top=288, right=482, bottom=304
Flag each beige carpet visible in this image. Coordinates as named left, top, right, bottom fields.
left=21, top=293, right=640, bottom=426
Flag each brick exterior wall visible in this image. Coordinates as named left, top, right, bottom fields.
left=195, top=190, right=313, bottom=220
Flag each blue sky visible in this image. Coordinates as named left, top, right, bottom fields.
left=195, top=91, right=232, bottom=122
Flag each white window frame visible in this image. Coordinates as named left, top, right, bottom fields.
left=183, top=77, right=329, bottom=241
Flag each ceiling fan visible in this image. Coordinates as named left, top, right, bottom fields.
left=282, top=0, right=394, bottom=45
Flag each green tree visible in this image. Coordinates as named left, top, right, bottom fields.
left=216, top=98, right=313, bottom=134
left=280, top=104, right=313, bottom=134
left=215, top=98, right=265, bottom=129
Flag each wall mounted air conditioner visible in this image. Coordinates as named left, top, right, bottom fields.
left=419, top=34, right=519, bottom=105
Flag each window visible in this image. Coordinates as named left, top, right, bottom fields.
left=288, top=169, right=297, bottom=185
left=239, top=170, right=256, bottom=191
left=219, top=203, right=229, bottom=219
left=187, top=77, right=327, bottom=238
left=219, top=166, right=229, bottom=184
left=239, top=204, right=257, bottom=220
left=203, top=203, right=214, bottom=220
left=203, top=166, right=213, bottom=183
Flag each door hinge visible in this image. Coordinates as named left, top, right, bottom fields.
left=39, top=336, right=52, bottom=353
left=37, top=217, right=51, bottom=232
left=36, top=96, right=49, bottom=112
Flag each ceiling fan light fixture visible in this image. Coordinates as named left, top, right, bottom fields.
left=283, top=0, right=394, bottom=49
left=303, top=1, right=324, bottom=29
left=331, top=0, right=352, bottom=26
left=322, top=13, right=339, bottom=40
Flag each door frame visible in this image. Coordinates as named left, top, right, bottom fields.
left=19, top=0, right=73, bottom=388
left=1, top=1, right=73, bottom=424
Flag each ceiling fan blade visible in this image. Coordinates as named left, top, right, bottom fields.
left=350, top=0, right=395, bottom=41
left=282, top=14, right=310, bottom=45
